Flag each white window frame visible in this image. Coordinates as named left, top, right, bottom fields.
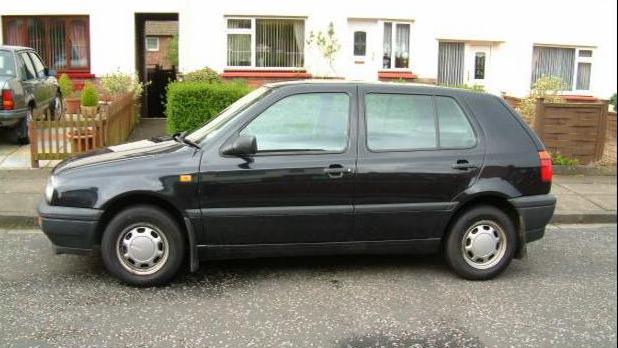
left=224, top=16, right=306, bottom=70
left=573, top=47, right=593, bottom=92
left=145, top=37, right=160, bottom=52
left=380, top=20, right=413, bottom=71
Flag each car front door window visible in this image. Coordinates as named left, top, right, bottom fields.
left=240, top=93, right=350, bottom=153
left=19, top=53, right=36, bottom=81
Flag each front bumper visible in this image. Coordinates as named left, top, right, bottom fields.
left=509, top=194, right=557, bottom=243
left=38, top=200, right=103, bottom=254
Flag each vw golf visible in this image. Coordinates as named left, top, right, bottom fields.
left=39, top=81, right=556, bottom=286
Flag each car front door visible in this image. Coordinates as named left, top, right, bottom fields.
left=28, top=51, right=56, bottom=108
left=354, top=86, right=485, bottom=242
left=199, top=85, right=358, bottom=247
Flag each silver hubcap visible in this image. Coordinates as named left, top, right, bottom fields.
left=116, top=225, right=169, bottom=275
left=461, top=221, right=507, bottom=269
left=54, top=97, right=63, bottom=119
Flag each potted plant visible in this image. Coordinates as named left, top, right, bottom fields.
left=80, top=81, right=100, bottom=117
left=59, top=74, right=81, bottom=114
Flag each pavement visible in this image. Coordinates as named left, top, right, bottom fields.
left=0, top=224, right=616, bottom=347
left=0, top=171, right=615, bottom=227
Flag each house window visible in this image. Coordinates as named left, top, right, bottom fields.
left=531, top=45, right=593, bottom=91
left=226, top=17, right=305, bottom=68
left=437, top=42, right=465, bottom=85
left=146, top=37, right=160, bottom=51
left=2, top=15, right=90, bottom=71
left=382, top=22, right=411, bottom=69
left=353, top=31, right=367, bottom=56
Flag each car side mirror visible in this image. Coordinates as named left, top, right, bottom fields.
left=221, top=135, right=257, bottom=156
left=46, top=68, right=57, bottom=77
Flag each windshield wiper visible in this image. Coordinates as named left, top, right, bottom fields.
left=172, top=131, right=201, bottom=149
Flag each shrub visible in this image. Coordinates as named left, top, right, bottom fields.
left=166, top=81, right=252, bottom=134
left=58, top=73, right=74, bottom=98
left=168, top=34, right=179, bottom=67
left=553, top=153, right=580, bottom=166
left=81, top=81, right=100, bottom=107
left=101, top=70, right=146, bottom=100
left=182, top=67, right=222, bottom=84
left=517, top=75, right=567, bottom=123
left=610, top=93, right=617, bottom=110
left=445, top=84, right=485, bottom=93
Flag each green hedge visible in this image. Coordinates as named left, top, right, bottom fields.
left=166, top=81, right=252, bottom=134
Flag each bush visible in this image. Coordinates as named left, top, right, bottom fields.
left=166, top=81, right=252, bottom=134
left=58, top=73, right=74, bottom=98
left=445, top=84, right=485, bottom=93
left=81, top=81, right=100, bottom=107
left=101, top=70, right=146, bottom=100
left=182, top=67, right=222, bottom=84
left=517, top=75, right=567, bottom=123
left=553, top=153, right=580, bottom=166
left=610, top=93, right=617, bottom=110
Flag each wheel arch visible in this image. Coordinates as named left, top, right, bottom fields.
left=445, top=193, right=524, bottom=258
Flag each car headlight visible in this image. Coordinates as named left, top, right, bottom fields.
left=45, top=176, right=57, bottom=203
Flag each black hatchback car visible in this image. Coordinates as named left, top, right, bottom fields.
left=39, top=81, right=556, bottom=286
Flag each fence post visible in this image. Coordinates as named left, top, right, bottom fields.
left=29, top=120, right=39, bottom=168
left=534, top=97, right=545, bottom=137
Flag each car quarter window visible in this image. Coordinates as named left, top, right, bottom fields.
left=435, top=96, right=476, bottom=148
left=19, top=53, right=37, bottom=80
left=28, top=52, right=47, bottom=78
left=365, top=93, right=436, bottom=151
left=240, top=93, right=350, bottom=152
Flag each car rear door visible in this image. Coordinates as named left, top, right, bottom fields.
left=199, top=84, right=358, bottom=246
left=354, top=85, right=485, bottom=242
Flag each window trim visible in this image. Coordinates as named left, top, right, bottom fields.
left=223, top=91, right=354, bottom=157
left=145, top=37, right=160, bottom=52
left=380, top=20, right=413, bottom=71
left=224, top=16, right=307, bottom=70
left=531, top=44, right=594, bottom=92
left=363, top=92, right=478, bottom=154
left=2, top=15, right=91, bottom=72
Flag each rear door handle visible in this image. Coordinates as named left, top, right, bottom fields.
left=324, top=165, right=352, bottom=178
left=452, top=160, right=478, bottom=171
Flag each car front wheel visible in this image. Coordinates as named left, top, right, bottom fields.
left=101, top=205, right=185, bottom=286
left=444, top=205, right=517, bottom=280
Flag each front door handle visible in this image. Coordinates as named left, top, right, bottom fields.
left=324, top=165, right=352, bottom=178
left=452, top=160, right=478, bottom=171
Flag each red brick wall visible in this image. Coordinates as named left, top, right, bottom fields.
left=146, top=36, right=175, bottom=70
left=608, top=112, right=617, bottom=141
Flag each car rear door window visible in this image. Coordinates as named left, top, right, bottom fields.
left=365, top=93, right=436, bottom=151
left=435, top=96, right=476, bottom=148
left=240, top=93, right=350, bottom=152
left=19, top=53, right=36, bottom=80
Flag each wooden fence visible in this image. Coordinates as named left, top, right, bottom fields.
left=534, top=98, right=609, bottom=164
left=29, top=92, right=138, bottom=168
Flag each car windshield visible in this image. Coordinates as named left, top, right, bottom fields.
left=0, top=51, right=16, bottom=76
left=186, top=86, right=271, bottom=143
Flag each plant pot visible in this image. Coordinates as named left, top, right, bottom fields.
left=80, top=105, right=99, bottom=118
left=65, top=98, right=81, bottom=114
left=66, top=127, right=96, bottom=152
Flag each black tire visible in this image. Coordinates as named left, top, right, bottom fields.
left=15, top=109, right=32, bottom=145
left=444, top=205, right=517, bottom=280
left=50, top=94, right=64, bottom=121
left=101, top=205, right=185, bottom=286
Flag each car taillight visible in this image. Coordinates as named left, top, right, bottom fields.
left=539, top=150, right=553, bottom=183
left=2, top=90, right=15, bottom=110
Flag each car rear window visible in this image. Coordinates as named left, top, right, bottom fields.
left=0, top=51, right=16, bottom=76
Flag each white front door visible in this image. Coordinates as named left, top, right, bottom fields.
left=465, top=45, right=491, bottom=86
left=347, top=20, right=378, bottom=80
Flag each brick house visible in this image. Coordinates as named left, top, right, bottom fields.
left=145, top=20, right=177, bottom=70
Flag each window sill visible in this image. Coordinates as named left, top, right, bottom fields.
left=378, top=71, right=417, bottom=80
left=222, top=69, right=312, bottom=79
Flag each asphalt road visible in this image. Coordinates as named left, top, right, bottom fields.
left=0, top=225, right=616, bottom=348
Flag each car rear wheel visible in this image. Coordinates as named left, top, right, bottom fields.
left=101, top=205, right=185, bottom=286
left=16, top=108, right=32, bottom=145
left=444, top=205, right=517, bottom=280
left=51, top=94, right=63, bottom=120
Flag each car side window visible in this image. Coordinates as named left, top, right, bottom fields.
left=240, top=93, right=350, bottom=152
left=28, top=52, right=47, bottom=78
left=365, top=93, right=436, bottom=151
left=19, top=53, right=36, bottom=81
left=435, top=96, right=476, bottom=148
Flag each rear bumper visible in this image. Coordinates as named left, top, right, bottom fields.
left=0, top=108, right=27, bottom=127
left=509, top=194, right=556, bottom=243
left=38, top=200, right=102, bottom=254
